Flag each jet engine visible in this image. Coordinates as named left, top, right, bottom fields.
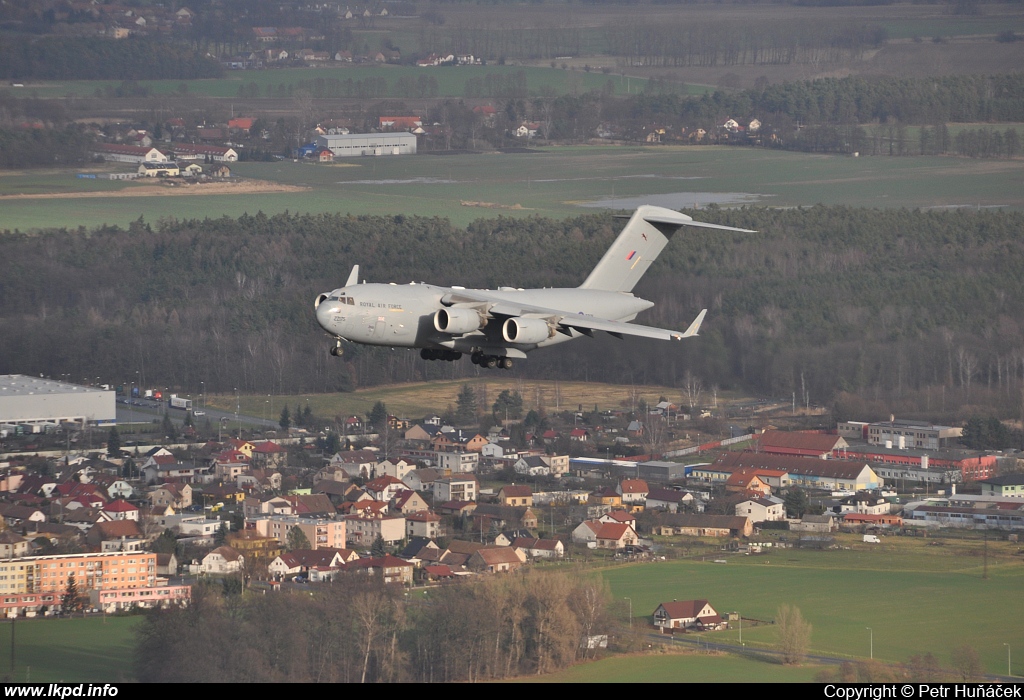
left=434, top=307, right=485, bottom=335
left=502, top=317, right=552, bottom=344
left=314, top=293, right=329, bottom=311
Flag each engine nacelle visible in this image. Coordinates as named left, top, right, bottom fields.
left=314, top=293, right=329, bottom=311
left=502, top=317, right=552, bottom=344
left=434, top=307, right=485, bottom=335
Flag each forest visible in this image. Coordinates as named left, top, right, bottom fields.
left=0, top=36, right=223, bottom=81
left=134, top=569, right=612, bottom=682
left=1, top=206, right=1023, bottom=424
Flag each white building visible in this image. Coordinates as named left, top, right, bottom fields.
left=316, top=132, right=416, bottom=157
left=0, top=375, right=115, bottom=427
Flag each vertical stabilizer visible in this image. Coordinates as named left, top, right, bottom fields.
left=578, top=205, right=693, bottom=292
left=579, top=205, right=756, bottom=292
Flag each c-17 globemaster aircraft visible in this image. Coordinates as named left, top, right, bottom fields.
left=314, top=205, right=755, bottom=370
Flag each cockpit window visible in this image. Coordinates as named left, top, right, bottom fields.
left=328, top=295, right=340, bottom=301
left=347, top=297, right=355, bottom=305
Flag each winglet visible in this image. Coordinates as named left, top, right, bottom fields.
left=345, top=265, right=360, bottom=287
left=679, top=309, right=707, bottom=338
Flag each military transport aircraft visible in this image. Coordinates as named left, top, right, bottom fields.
left=314, top=205, right=754, bottom=370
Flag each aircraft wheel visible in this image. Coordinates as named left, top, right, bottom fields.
left=485, top=356, right=498, bottom=369
left=500, top=357, right=513, bottom=370
left=420, top=349, right=431, bottom=360
left=452, top=352, right=463, bottom=361
left=471, top=353, right=483, bottom=365
left=330, top=345, right=344, bottom=357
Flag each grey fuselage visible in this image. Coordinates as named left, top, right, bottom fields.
left=314, top=282, right=654, bottom=356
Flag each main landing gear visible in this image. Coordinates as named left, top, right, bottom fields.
left=420, top=348, right=462, bottom=362
left=471, top=352, right=513, bottom=370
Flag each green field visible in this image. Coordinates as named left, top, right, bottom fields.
left=25, top=65, right=652, bottom=100
left=4, top=146, right=1024, bottom=232
left=601, top=540, right=1024, bottom=676
left=0, top=616, right=140, bottom=683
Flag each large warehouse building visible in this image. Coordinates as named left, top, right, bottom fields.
left=316, top=132, right=417, bottom=157
left=0, top=375, right=116, bottom=429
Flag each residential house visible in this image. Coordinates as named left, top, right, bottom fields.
left=588, top=488, right=622, bottom=508
left=201, top=546, right=244, bottom=574
left=594, top=522, right=639, bottom=550
left=390, top=490, right=429, bottom=514
left=405, top=512, right=443, bottom=539
left=790, top=514, right=837, bottom=533
left=403, top=468, right=445, bottom=493
left=468, top=545, right=526, bottom=574
left=498, top=485, right=533, bottom=507
left=251, top=441, right=287, bottom=469
left=571, top=519, right=601, bottom=544
left=365, top=475, right=408, bottom=502
left=646, top=488, right=694, bottom=513
left=734, top=496, right=785, bottom=523
left=344, top=514, right=406, bottom=547
left=148, top=483, right=192, bottom=510
left=725, top=469, right=771, bottom=495
left=598, top=510, right=637, bottom=530
left=511, top=537, right=564, bottom=560
left=0, top=530, right=31, bottom=559
left=433, top=476, right=478, bottom=503
left=102, top=499, right=139, bottom=521
left=652, top=600, right=724, bottom=631
left=617, top=479, right=649, bottom=504
left=345, top=555, right=414, bottom=585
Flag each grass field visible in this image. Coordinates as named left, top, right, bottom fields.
left=25, top=65, right=651, bottom=100
left=207, top=378, right=683, bottom=422
left=0, top=616, right=140, bottom=683
left=519, top=652, right=824, bottom=683
left=4, top=146, right=1024, bottom=232
left=601, top=536, right=1024, bottom=676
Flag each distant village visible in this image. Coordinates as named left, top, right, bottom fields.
left=1, top=373, right=1022, bottom=630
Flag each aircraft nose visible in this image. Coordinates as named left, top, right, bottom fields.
left=315, top=293, right=333, bottom=330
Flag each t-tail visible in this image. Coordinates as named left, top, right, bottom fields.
left=578, top=205, right=756, bottom=292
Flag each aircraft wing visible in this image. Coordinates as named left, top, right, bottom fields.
left=442, top=290, right=706, bottom=342
left=556, top=308, right=706, bottom=341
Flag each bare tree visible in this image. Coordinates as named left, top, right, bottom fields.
left=950, top=645, right=982, bottom=681
left=682, top=370, right=703, bottom=412
left=776, top=604, right=812, bottom=665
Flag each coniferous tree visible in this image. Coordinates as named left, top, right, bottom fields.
left=106, top=427, right=121, bottom=457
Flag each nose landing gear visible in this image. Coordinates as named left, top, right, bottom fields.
left=329, top=341, right=344, bottom=357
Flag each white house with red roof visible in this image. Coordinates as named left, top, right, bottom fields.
left=598, top=510, right=637, bottom=530
left=594, top=522, right=639, bottom=550
left=102, top=499, right=140, bottom=521
left=616, top=479, right=649, bottom=504
left=365, top=475, right=408, bottom=502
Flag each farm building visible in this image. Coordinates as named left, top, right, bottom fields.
left=317, top=133, right=416, bottom=157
